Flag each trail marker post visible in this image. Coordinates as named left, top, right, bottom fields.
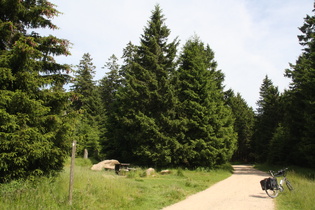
left=69, top=140, right=76, bottom=205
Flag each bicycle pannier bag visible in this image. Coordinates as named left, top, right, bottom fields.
left=260, top=178, right=277, bottom=190
left=269, top=177, right=278, bottom=190
left=260, top=178, right=268, bottom=190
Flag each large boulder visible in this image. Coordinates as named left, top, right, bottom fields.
left=146, top=168, right=155, bottom=176
left=160, top=169, right=171, bottom=175
left=91, top=159, right=120, bottom=171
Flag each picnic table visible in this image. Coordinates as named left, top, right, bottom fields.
left=115, top=163, right=134, bottom=175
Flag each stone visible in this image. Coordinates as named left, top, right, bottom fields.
left=146, top=168, right=155, bottom=176
left=160, top=169, right=171, bottom=175
left=91, top=159, right=120, bottom=171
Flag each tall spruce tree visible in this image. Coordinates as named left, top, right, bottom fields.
left=71, top=53, right=101, bottom=158
left=107, top=5, right=179, bottom=166
left=104, top=42, right=138, bottom=160
left=175, top=37, right=237, bottom=168
left=0, top=0, right=73, bottom=182
left=99, top=54, right=121, bottom=113
left=225, top=90, right=255, bottom=163
left=253, top=76, right=281, bottom=162
left=99, top=54, right=121, bottom=157
left=284, top=3, right=315, bottom=167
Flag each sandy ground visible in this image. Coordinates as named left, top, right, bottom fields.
left=163, top=165, right=274, bottom=210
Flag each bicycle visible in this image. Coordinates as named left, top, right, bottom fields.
left=260, top=168, right=294, bottom=198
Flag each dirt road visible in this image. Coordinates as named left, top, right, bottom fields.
left=163, top=165, right=274, bottom=210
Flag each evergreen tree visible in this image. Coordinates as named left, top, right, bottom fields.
left=104, top=42, right=138, bottom=160
left=284, top=3, right=315, bottom=166
left=71, top=53, right=101, bottom=158
left=225, top=90, right=255, bottom=163
left=253, top=76, right=281, bottom=162
left=267, top=122, right=288, bottom=165
left=108, top=5, right=179, bottom=166
left=0, top=0, right=73, bottom=182
left=175, top=37, right=237, bottom=168
left=99, top=54, right=121, bottom=112
left=99, top=54, right=121, bottom=157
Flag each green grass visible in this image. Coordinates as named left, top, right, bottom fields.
left=0, top=159, right=232, bottom=210
left=255, top=164, right=315, bottom=210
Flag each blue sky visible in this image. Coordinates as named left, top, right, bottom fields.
left=46, top=0, right=313, bottom=109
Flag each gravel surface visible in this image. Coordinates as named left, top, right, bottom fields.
left=163, top=165, right=274, bottom=210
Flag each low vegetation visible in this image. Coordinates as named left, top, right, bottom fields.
left=255, top=164, right=315, bottom=210
left=0, top=158, right=232, bottom=210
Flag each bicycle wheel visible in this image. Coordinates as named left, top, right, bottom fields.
left=265, top=181, right=280, bottom=198
left=265, top=188, right=280, bottom=198
left=286, top=180, right=294, bottom=191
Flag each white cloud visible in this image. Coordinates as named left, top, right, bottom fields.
left=47, top=0, right=313, bottom=108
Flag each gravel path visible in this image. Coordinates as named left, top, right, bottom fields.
left=163, top=165, right=274, bottom=210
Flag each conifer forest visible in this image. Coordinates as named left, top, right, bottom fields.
left=1, top=1, right=315, bottom=183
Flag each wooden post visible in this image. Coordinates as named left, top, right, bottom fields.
left=69, top=140, right=76, bottom=205
left=83, top=148, right=88, bottom=159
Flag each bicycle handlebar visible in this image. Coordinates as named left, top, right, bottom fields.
left=269, top=168, right=289, bottom=177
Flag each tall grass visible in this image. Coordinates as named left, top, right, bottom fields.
left=0, top=159, right=232, bottom=210
left=255, top=164, right=315, bottom=210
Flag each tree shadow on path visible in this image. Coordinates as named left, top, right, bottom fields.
left=233, top=165, right=268, bottom=177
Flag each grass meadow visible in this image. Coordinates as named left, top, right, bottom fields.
left=0, top=158, right=232, bottom=210
left=255, top=164, right=315, bottom=210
